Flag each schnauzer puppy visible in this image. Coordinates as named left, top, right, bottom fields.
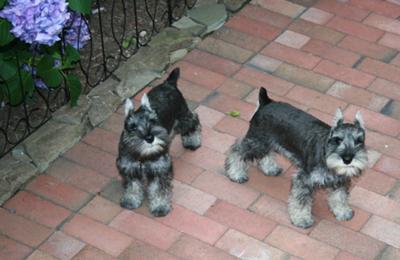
left=116, top=68, right=201, bottom=217
left=225, top=87, right=368, bottom=228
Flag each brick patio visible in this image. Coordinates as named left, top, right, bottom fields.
left=2, top=0, right=400, bottom=259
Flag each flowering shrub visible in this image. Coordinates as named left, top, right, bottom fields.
left=0, top=0, right=93, bottom=106
left=64, top=11, right=91, bottom=50
left=0, top=0, right=70, bottom=45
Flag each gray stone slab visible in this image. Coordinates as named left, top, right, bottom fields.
left=23, top=120, right=85, bottom=172
left=149, top=28, right=197, bottom=51
left=170, top=49, right=188, bottom=64
left=115, top=70, right=159, bottom=99
left=88, top=78, right=122, bottom=127
left=188, top=4, right=227, bottom=35
left=0, top=155, right=37, bottom=205
left=223, top=0, right=248, bottom=12
left=172, top=16, right=206, bottom=36
left=53, top=95, right=90, bottom=125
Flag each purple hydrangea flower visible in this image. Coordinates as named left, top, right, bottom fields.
left=0, top=0, right=70, bottom=46
left=64, top=11, right=90, bottom=49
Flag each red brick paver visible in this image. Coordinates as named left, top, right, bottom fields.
left=4, top=191, right=70, bottom=229
left=2, top=0, right=400, bottom=259
left=63, top=214, right=132, bottom=257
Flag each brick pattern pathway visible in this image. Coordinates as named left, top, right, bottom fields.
left=2, top=0, right=400, bottom=259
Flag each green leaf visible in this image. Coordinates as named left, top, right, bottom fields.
left=0, top=0, right=7, bottom=9
left=37, top=55, right=55, bottom=72
left=39, top=69, right=62, bottom=88
left=0, top=58, right=17, bottom=81
left=66, top=74, right=81, bottom=106
left=68, top=0, right=92, bottom=14
left=122, top=36, right=136, bottom=49
left=65, top=44, right=80, bottom=63
left=5, top=71, right=33, bottom=105
left=228, top=110, right=241, bottom=117
left=0, top=19, right=15, bottom=46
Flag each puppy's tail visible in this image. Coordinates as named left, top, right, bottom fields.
left=259, top=87, right=273, bottom=107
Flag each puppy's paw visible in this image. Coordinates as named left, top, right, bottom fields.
left=182, top=132, right=201, bottom=151
left=291, top=216, right=315, bottom=229
left=229, top=175, right=249, bottom=184
left=182, top=142, right=201, bottom=151
left=263, top=166, right=283, bottom=176
left=120, top=193, right=143, bottom=209
left=150, top=204, right=171, bottom=217
left=334, top=207, right=354, bottom=221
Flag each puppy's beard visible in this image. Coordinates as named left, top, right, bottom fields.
left=326, top=150, right=368, bottom=178
left=139, top=137, right=166, bottom=156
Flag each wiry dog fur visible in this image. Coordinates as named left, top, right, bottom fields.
left=116, top=68, right=201, bottom=217
left=225, top=87, right=368, bottom=228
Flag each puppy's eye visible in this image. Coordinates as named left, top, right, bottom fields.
left=355, top=137, right=364, bottom=145
left=332, top=137, right=342, bottom=145
left=127, top=123, right=137, bottom=131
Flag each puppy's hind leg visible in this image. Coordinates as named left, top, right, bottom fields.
left=176, top=111, right=201, bottom=150
left=225, top=138, right=254, bottom=183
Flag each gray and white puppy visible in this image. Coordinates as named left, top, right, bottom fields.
left=225, top=87, right=368, bottom=228
left=116, top=68, right=201, bottom=217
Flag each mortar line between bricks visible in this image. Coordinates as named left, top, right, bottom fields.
left=352, top=216, right=395, bottom=250
left=53, top=155, right=114, bottom=184
left=8, top=209, right=88, bottom=258
left=194, top=40, right=254, bottom=65
left=204, top=199, right=279, bottom=243
left=190, top=46, right=245, bottom=66
left=374, top=244, right=390, bottom=260
left=211, top=224, right=231, bottom=246
left=78, top=136, right=118, bottom=156
left=385, top=50, right=400, bottom=64
left=29, top=212, right=81, bottom=256
left=352, top=56, right=367, bottom=69
left=311, top=56, right=324, bottom=70
left=0, top=232, right=38, bottom=256
left=59, top=151, right=117, bottom=179
left=275, top=61, right=336, bottom=94
left=197, top=5, right=313, bottom=67
left=80, top=139, right=118, bottom=157
left=17, top=188, right=93, bottom=217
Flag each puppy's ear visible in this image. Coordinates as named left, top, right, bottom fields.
left=258, top=87, right=272, bottom=107
left=140, top=93, right=153, bottom=111
left=166, top=67, right=180, bottom=86
left=332, top=108, right=344, bottom=128
left=354, top=111, right=365, bottom=130
left=124, top=99, right=134, bottom=117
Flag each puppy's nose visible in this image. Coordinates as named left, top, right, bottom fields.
left=342, top=156, right=353, bottom=165
left=145, top=135, right=154, bottom=143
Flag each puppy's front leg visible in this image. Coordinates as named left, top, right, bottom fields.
left=147, top=155, right=173, bottom=217
left=328, top=186, right=354, bottom=221
left=288, top=172, right=314, bottom=229
left=120, top=179, right=144, bottom=209
left=117, top=158, right=144, bottom=209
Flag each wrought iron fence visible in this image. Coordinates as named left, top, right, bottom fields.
left=0, top=0, right=197, bottom=158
